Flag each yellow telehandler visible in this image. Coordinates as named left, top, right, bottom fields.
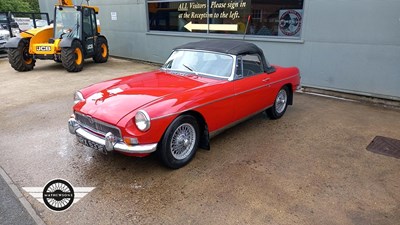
left=5, top=0, right=109, bottom=72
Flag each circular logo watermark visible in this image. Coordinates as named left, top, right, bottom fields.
left=279, top=10, right=302, bottom=36
left=42, top=179, right=75, bottom=211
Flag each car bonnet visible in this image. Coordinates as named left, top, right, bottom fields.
left=75, top=70, right=217, bottom=125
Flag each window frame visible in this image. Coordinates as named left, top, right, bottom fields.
left=161, top=49, right=237, bottom=80
left=145, top=0, right=305, bottom=42
left=234, top=53, right=265, bottom=80
left=82, top=8, right=95, bottom=37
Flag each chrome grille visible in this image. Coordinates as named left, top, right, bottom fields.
left=75, top=112, right=122, bottom=138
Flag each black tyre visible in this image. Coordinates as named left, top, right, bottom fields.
left=8, top=39, right=35, bottom=72
left=93, top=37, right=109, bottom=63
left=266, top=86, right=289, bottom=119
left=61, top=40, right=84, bottom=72
left=158, top=115, right=200, bottom=169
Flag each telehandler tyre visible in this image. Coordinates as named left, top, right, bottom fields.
left=93, top=37, right=109, bottom=63
left=61, top=40, right=84, bottom=72
left=8, top=39, right=35, bottom=72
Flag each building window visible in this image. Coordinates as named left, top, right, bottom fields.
left=147, top=0, right=304, bottom=38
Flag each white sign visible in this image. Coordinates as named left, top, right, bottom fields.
left=23, top=179, right=95, bottom=212
left=184, top=22, right=238, bottom=32
left=278, top=9, right=303, bottom=37
left=111, top=12, right=117, bottom=21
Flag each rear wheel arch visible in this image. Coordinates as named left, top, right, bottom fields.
left=283, top=83, right=293, bottom=105
left=266, top=85, right=290, bottom=119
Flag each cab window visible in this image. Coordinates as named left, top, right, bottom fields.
left=82, top=8, right=94, bottom=37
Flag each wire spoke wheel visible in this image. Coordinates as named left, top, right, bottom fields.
left=170, top=123, right=196, bottom=160
left=159, top=115, right=200, bottom=169
left=275, top=89, right=287, bottom=114
left=266, top=86, right=289, bottom=120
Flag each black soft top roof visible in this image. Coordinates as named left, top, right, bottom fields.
left=174, top=39, right=275, bottom=73
left=174, top=40, right=264, bottom=56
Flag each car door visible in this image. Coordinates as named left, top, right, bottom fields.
left=82, top=8, right=96, bottom=57
left=233, top=54, right=275, bottom=120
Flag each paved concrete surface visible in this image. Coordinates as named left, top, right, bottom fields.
left=0, top=58, right=399, bottom=225
left=0, top=167, right=37, bottom=225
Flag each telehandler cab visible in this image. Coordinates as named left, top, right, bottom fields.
left=6, top=0, right=109, bottom=72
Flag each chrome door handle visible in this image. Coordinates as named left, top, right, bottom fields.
left=262, top=78, right=270, bottom=82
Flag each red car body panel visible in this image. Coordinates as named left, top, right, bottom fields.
left=73, top=66, right=300, bottom=157
left=70, top=40, right=300, bottom=159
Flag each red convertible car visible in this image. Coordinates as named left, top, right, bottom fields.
left=68, top=40, right=300, bottom=168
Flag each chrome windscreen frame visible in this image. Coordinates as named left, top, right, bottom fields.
left=162, top=49, right=237, bottom=81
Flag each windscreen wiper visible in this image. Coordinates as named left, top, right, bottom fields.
left=183, top=64, right=198, bottom=75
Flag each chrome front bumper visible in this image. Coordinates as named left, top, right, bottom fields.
left=68, top=118, right=157, bottom=154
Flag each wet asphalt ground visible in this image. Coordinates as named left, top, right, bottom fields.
left=0, top=57, right=399, bottom=225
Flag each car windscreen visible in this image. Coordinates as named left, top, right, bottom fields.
left=162, top=50, right=234, bottom=79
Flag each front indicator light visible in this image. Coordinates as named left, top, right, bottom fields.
left=124, top=137, right=138, bottom=145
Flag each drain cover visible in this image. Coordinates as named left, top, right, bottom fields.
left=366, top=136, right=400, bottom=159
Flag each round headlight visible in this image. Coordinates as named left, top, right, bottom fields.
left=74, top=91, right=84, bottom=104
left=135, top=110, right=151, bottom=131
